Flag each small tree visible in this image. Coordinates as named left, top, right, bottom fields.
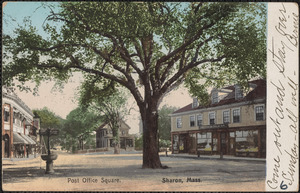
left=158, top=105, right=178, bottom=141
left=33, top=107, right=63, bottom=152
left=63, top=107, right=101, bottom=152
left=135, top=135, right=143, bottom=151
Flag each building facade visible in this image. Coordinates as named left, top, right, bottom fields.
left=95, top=120, right=135, bottom=150
left=2, top=87, right=38, bottom=158
left=170, top=79, right=266, bottom=158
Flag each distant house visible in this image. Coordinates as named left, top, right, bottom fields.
left=95, top=120, right=135, bottom=150
left=2, top=86, right=38, bottom=158
left=170, top=79, right=266, bottom=158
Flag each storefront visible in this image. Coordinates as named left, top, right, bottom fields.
left=171, top=125, right=266, bottom=158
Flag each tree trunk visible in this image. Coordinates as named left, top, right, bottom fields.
left=141, top=102, right=163, bottom=169
left=114, top=143, right=120, bottom=154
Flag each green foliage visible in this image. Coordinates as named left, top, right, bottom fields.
left=61, top=107, right=102, bottom=151
left=86, top=89, right=129, bottom=146
left=33, top=107, right=62, bottom=129
left=135, top=135, right=143, bottom=150
left=158, top=105, right=178, bottom=141
left=3, top=2, right=266, bottom=93
left=159, top=139, right=171, bottom=149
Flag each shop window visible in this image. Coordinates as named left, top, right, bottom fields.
left=197, top=132, right=212, bottom=151
left=230, top=132, right=235, bottom=137
left=255, top=105, right=264, bottom=121
left=176, top=117, right=182, bottom=128
left=173, top=135, right=179, bottom=151
left=209, top=112, right=215, bottom=125
left=233, top=109, right=240, bottom=123
left=197, top=114, right=202, bottom=126
left=223, top=110, right=230, bottom=124
left=236, top=130, right=258, bottom=153
left=190, top=116, right=195, bottom=127
left=4, top=110, right=10, bottom=122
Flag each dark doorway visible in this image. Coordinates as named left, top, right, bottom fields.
left=220, top=132, right=227, bottom=155
left=4, top=134, right=10, bottom=158
left=179, top=134, right=189, bottom=153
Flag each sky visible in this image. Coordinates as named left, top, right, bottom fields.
left=2, top=2, right=193, bottom=134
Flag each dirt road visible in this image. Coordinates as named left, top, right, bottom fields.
left=2, top=151, right=265, bottom=191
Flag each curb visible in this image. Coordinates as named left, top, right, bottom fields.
left=163, top=154, right=266, bottom=162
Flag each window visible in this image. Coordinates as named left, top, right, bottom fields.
left=255, top=105, right=264, bottom=121
left=197, top=132, right=212, bottom=151
left=233, top=109, right=240, bottom=123
left=109, top=130, right=113, bottom=134
left=13, top=112, right=16, bottom=123
left=190, top=116, right=195, bottom=127
left=4, top=110, right=10, bottom=122
left=173, top=135, right=179, bottom=151
left=235, top=85, right=243, bottom=99
left=209, top=112, right=215, bottom=125
left=176, top=117, right=182, bottom=128
left=212, top=92, right=218, bottom=104
left=197, top=114, right=203, bottom=126
left=192, top=98, right=198, bottom=108
left=223, top=110, right=230, bottom=124
left=122, top=131, right=125, bottom=135
left=236, top=130, right=258, bottom=153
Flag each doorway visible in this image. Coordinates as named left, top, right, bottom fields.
left=229, top=133, right=236, bottom=155
left=179, top=134, right=189, bottom=153
left=4, top=134, right=10, bottom=158
left=220, top=132, right=227, bottom=155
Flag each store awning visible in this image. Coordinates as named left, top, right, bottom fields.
left=13, top=132, right=29, bottom=144
left=25, top=135, right=36, bottom=145
left=19, top=133, right=35, bottom=145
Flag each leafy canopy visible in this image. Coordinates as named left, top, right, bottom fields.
left=3, top=2, right=266, bottom=105
left=33, top=107, right=63, bottom=129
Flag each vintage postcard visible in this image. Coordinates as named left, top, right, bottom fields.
left=1, top=2, right=299, bottom=192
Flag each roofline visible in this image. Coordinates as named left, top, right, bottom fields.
left=171, top=98, right=265, bottom=117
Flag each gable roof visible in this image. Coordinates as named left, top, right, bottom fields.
left=95, top=119, right=131, bottom=131
left=172, top=79, right=266, bottom=114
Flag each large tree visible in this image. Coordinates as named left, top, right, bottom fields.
left=3, top=2, right=266, bottom=168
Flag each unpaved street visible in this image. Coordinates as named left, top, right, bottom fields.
left=2, top=151, right=265, bottom=191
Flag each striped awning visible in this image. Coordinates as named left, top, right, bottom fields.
left=13, top=132, right=29, bottom=144
left=25, top=135, right=36, bottom=145
left=19, top=133, right=35, bottom=145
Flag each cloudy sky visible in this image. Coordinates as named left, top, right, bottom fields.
left=3, top=2, right=193, bottom=134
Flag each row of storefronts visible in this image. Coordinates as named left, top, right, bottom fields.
left=171, top=79, right=266, bottom=158
left=172, top=125, right=266, bottom=158
left=2, top=86, right=40, bottom=158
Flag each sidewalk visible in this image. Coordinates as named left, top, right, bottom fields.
left=163, top=152, right=266, bottom=162
left=2, top=154, right=40, bottom=163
